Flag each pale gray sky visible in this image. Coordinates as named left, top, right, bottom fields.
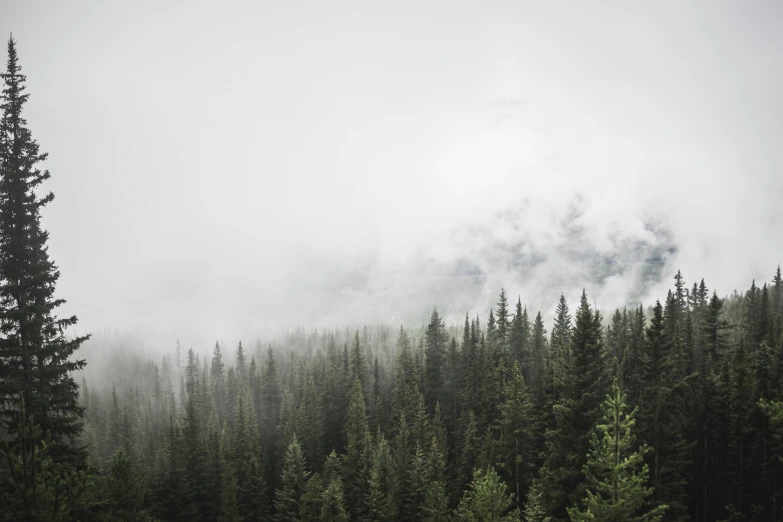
left=2, top=1, right=782, bottom=349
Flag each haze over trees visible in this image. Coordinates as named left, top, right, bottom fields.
left=2, top=36, right=783, bottom=522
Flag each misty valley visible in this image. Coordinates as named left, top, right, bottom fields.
left=2, top=4, right=783, bottom=522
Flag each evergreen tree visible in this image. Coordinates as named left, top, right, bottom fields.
left=344, top=378, right=371, bottom=520
left=510, top=299, right=531, bottom=382
left=212, top=341, right=225, bottom=380
left=298, top=371, right=324, bottom=471
left=444, top=336, right=461, bottom=441
left=235, top=341, right=247, bottom=382
left=456, top=410, right=479, bottom=501
left=366, top=432, right=397, bottom=521
left=0, top=37, right=89, bottom=463
left=402, top=442, right=428, bottom=521
left=639, top=301, right=691, bottom=519
left=541, top=290, right=607, bottom=519
left=180, top=372, right=208, bottom=520
left=523, top=480, right=551, bottom=522
left=424, top=308, right=449, bottom=413
left=550, top=294, right=573, bottom=364
left=703, top=292, right=729, bottom=361
left=101, top=451, right=151, bottom=522
left=218, top=467, right=241, bottom=522
left=0, top=396, right=92, bottom=520
left=274, top=435, right=309, bottom=522
left=454, top=466, right=520, bottom=522
left=321, top=476, right=350, bottom=522
left=392, top=326, right=419, bottom=431
left=531, top=312, right=547, bottom=402
left=154, top=417, right=196, bottom=521
left=350, top=331, right=369, bottom=395
left=496, top=289, right=511, bottom=358
left=567, top=379, right=667, bottom=522
left=497, top=361, right=537, bottom=509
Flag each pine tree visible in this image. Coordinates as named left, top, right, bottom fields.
left=639, top=300, right=691, bottom=520
left=496, top=289, right=511, bottom=359
left=350, top=331, right=369, bottom=394
left=299, top=470, right=326, bottom=520
left=321, top=476, right=350, bottom=522
left=102, top=450, right=151, bottom=522
left=567, top=379, right=667, bottom=522
left=456, top=410, right=479, bottom=501
left=424, top=308, right=449, bottom=413
left=402, top=442, right=428, bottom=521
left=344, top=377, right=371, bottom=520
left=0, top=396, right=92, bottom=520
left=454, top=466, right=520, bottom=521
left=444, top=336, right=461, bottom=441
left=392, top=411, right=413, bottom=519
left=703, top=292, right=729, bottom=361
left=180, top=368, right=208, bottom=520
left=523, top=480, right=551, bottom=522
left=497, top=361, right=537, bottom=509
left=541, top=291, right=607, bottom=519
left=204, top=430, right=224, bottom=521
left=366, top=432, right=397, bottom=521
left=531, top=312, right=547, bottom=403
left=298, top=371, right=324, bottom=471
left=0, top=37, right=89, bottom=463
left=218, top=467, right=242, bottom=522
left=461, top=315, right=479, bottom=415
left=274, top=435, right=309, bottom=522
left=235, top=341, right=247, bottom=382
left=211, top=342, right=225, bottom=424
left=260, top=345, right=282, bottom=479
left=510, top=299, right=531, bottom=381
left=212, top=342, right=225, bottom=380
left=772, top=265, right=782, bottom=343
left=392, top=326, right=420, bottom=437
left=154, top=417, right=196, bottom=521
left=550, top=294, right=573, bottom=364
left=673, top=270, right=688, bottom=322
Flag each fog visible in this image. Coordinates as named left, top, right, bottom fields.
left=2, top=1, right=782, bottom=351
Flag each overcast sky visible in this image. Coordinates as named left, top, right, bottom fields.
left=2, top=1, right=782, bottom=350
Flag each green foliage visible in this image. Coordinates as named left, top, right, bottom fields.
left=274, top=435, right=309, bottom=522
left=523, top=480, right=550, bottom=522
left=497, top=361, right=538, bottom=508
left=366, top=432, right=397, bottom=521
left=567, top=380, right=667, bottom=522
left=344, top=377, right=371, bottom=519
left=425, top=308, right=450, bottom=412
left=0, top=398, right=92, bottom=521
left=100, top=451, right=152, bottom=522
left=217, top=468, right=241, bottom=522
left=454, top=466, right=520, bottom=522
left=0, top=35, right=89, bottom=464
left=320, top=477, right=350, bottom=522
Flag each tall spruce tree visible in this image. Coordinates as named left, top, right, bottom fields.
left=344, top=377, right=371, bottom=520
left=424, top=308, right=449, bottom=413
left=639, top=301, right=691, bottom=520
left=497, top=361, right=538, bottom=510
left=495, top=289, right=511, bottom=359
left=567, top=379, right=667, bottom=522
left=0, top=37, right=89, bottom=463
left=541, top=290, right=607, bottom=520
left=274, top=435, right=309, bottom=522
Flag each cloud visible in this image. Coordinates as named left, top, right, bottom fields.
left=1, top=0, right=781, bottom=351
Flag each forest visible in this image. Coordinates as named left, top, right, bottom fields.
left=2, top=35, right=783, bottom=522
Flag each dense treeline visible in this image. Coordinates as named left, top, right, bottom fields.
left=2, top=35, right=783, bottom=522
left=72, top=269, right=783, bottom=522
